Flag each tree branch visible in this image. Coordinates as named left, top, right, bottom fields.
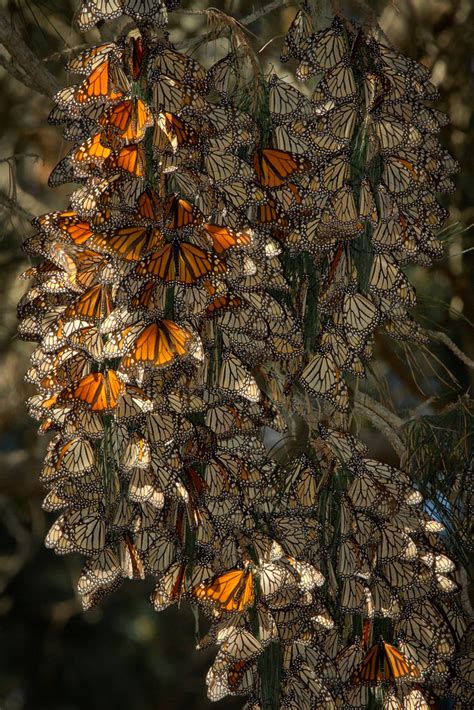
left=175, top=0, right=293, bottom=50
left=0, top=9, right=59, bottom=97
left=354, top=391, right=405, bottom=431
left=353, top=400, right=407, bottom=460
left=427, top=330, right=474, bottom=370
left=0, top=189, right=34, bottom=221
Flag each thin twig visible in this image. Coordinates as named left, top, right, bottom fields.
left=354, top=391, right=405, bottom=431
left=42, top=44, right=88, bottom=63
left=427, top=330, right=474, bottom=370
left=0, top=9, right=59, bottom=97
left=0, top=153, right=42, bottom=165
left=353, top=400, right=407, bottom=460
left=0, top=189, right=34, bottom=221
left=0, top=51, right=31, bottom=87
left=175, top=0, right=293, bottom=50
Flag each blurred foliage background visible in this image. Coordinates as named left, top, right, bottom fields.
left=0, top=0, right=472, bottom=708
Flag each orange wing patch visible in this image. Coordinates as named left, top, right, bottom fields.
left=100, top=98, right=154, bottom=143
left=203, top=224, right=252, bottom=254
left=253, top=148, right=311, bottom=187
left=136, top=242, right=225, bottom=284
left=120, top=320, right=193, bottom=369
left=59, top=370, right=124, bottom=411
left=192, top=569, right=254, bottom=612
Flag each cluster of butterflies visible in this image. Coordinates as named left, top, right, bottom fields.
left=17, top=0, right=472, bottom=708
left=264, top=9, right=458, bottom=413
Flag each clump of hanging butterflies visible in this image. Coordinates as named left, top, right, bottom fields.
left=17, top=0, right=472, bottom=708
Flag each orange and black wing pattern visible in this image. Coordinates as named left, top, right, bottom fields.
left=253, top=148, right=311, bottom=187
left=120, top=320, right=193, bottom=369
left=136, top=242, right=225, bottom=284
left=192, top=569, right=254, bottom=612
left=351, top=640, right=420, bottom=684
left=59, top=370, right=124, bottom=411
left=100, top=98, right=154, bottom=143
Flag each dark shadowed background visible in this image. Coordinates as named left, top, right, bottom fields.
left=0, top=1, right=472, bottom=708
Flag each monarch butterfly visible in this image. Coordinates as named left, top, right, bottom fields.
left=145, top=410, right=179, bottom=446
left=64, top=284, right=113, bottom=321
left=373, top=41, right=435, bottom=93
left=59, top=370, right=124, bottom=411
left=311, top=110, right=352, bottom=153
left=372, top=115, right=421, bottom=154
left=135, top=241, right=224, bottom=284
left=202, top=224, right=252, bottom=254
left=109, top=320, right=193, bottom=369
left=47, top=155, right=81, bottom=188
left=273, top=120, right=312, bottom=158
left=313, top=63, right=357, bottom=103
left=217, top=181, right=266, bottom=212
left=335, top=638, right=365, bottom=684
left=369, top=253, right=408, bottom=296
left=326, top=186, right=361, bottom=231
left=128, top=467, right=164, bottom=508
left=61, top=248, right=113, bottom=291
left=252, top=149, right=311, bottom=188
left=300, top=351, right=349, bottom=412
left=42, top=478, right=103, bottom=512
left=359, top=177, right=378, bottom=224
left=68, top=60, right=127, bottom=106
left=219, top=628, right=263, bottom=663
left=164, top=195, right=202, bottom=230
left=120, top=434, right=151, bottom=471
left=204, top=151, right=254, bottom=184
left=419, top=552, right=455, bottom=575
left=268, top=75, right=313, bottom=123
left=296, top=19, right=348, bottom=80
left=152, top=76, right=206, bottom=114
left=148, top=41, right=207, bottom=91
left=35, top=355, right=93, bottom=395
left=153, top=551, right=187, bottom=604
left=153, top=112, right=199, bottom=153
left=203, top=402, right=250, bottom=439
left=136, top=188, right=161, bottom=220
left=396, top=609, right=452, bottom=657
left=77, top=548, right=123, bottom=597
left=50, top=436, right=95, bottom=478
left=351, top=640, right=420, bottom=684
left=60, top=506, right=106, bottom=555
left=77, top=0, right=123, bottom=29
left=321, top=154, right=350, bottom=192
left=68, top=326, right=104, bottom=360
left=124, top=34, right=144, bottom=79
left=207, top=657, right=257, bottom=702
left=43, top=518, right=72, bottom=554
left=255, top=197, right=289, bottom=230
left=73, top=132, right=112, bottom=167
left=67, top=43, right=122, bottom=75
left=217, top=353, right=260, bottom=402
left=91, top=224, right=163, bottom=261
left=28, top=343, right=79, bottom=378
left=205, top=53, right=238, bottom=96
left=150, top=562, right=211, bottom=611
left=70, top=175, right=120, bottom=219
left=144, top=534, right=177, bottom=574
left=280, top=9, right=313, bottom=62
left=343, top=292, right=380, bottom=338
left=379, top=558, right=419, bottom=590
left=376, top=528, right=415, bottom=569
left=37, top=211, right=96, bottom=246
left=78, top=0, right=175, bottom=31
left=99, top=97, right=154, bottom=143
left=111, top=144, right=146, bottom=177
